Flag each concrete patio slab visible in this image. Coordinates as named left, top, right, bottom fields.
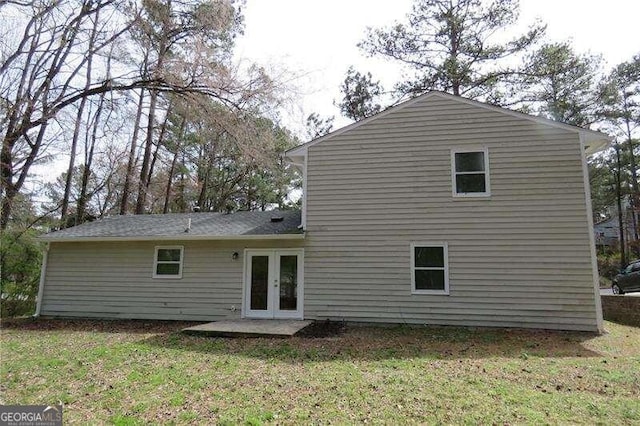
left=182, top=319, right=312, bottom=338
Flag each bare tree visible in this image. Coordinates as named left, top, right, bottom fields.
left=0, top=0, right=260, bottom=228
left=60, top=7, right=102, bottom=225
left=1, top=0, right=136, bottom=229
left=131, top=0, right=244, bottom=213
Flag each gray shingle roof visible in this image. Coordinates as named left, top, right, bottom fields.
left=41, top=210, right=303, bottom=241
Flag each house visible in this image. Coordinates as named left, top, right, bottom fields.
left=37, top=92, right=610, bottom=332
left=593, top=203, right=636, bottom=251
left=594, top=216, right=622, bottom=249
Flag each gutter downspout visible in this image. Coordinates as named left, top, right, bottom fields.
left=579, top=134, right=604, bottom=333
left=34, top=242, right=50, bottom=317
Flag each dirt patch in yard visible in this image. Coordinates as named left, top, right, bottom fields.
left=601, top=295, right=640, bottom=326
left=296, top=319, right=346, bottom=338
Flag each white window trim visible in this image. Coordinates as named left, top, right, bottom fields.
left=410, top=242, right=449, bottom=295
left=451, top=147, right=491, bottom=198
left=153, top=245, right=184, bottom=279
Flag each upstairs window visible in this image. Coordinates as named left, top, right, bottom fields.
left=411, top=243, right=449, bottom=294
left=153, top=246, right=184, bottom=279
left=452, top=148, right=490, bottom=197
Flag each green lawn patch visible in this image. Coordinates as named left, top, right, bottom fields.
left=1, top=319, right=639, bottom=424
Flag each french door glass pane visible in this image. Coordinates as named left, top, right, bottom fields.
left=250, top=256, right=269, bottom=310
left=279, top=255, right=297, bottom=311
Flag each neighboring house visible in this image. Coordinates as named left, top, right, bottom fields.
left=594, top=203, right=636, bottom=251
left=37, top=92, right=610, bottom=332
left=594, top=217, right=622, bottom=249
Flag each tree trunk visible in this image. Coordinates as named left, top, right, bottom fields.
left=197, top=166, right=210, bottom=211
left=163, top=115, right=186, bottom=213
left=163, top=150, right=179, bottom=214
left=60, top=102, right=84, bottom=226
left=120, top=89, right=145, bottom=215
left=0, top=19, right=46, bottom=231
left=197, top=148, right=215, bottom=211
left=616, top=145, right=627, bottom=269
left=0, top=129, right=16, bottom=230
left=623, top=94, right=639, bottom=245
left=0, top=184, right=17, bottom=231
left=135, top=91, right=161, bottom=214
left=60, top=8, right=99, bottom=226
left=449, top=14, right=460, bottom=96
left=178, top=151, right=187, bottom=212
left=76, top=90, right=106, bottom=223
left=135, top=12, right=170, bottom=215
left=1, top=112, right=50, bottom=230
left=143, top=106, right=172, bottom=209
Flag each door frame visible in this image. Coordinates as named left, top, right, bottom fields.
left=242, top=248, right=304, bottom=320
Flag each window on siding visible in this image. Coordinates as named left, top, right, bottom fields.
left=411, top=243, right=449, bottom=294
left=153, top=246, right=184, bottom=279
left=452, top=148, right=490, bottom=196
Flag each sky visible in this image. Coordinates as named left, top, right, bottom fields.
left=234, top=0, right=640, bottom=136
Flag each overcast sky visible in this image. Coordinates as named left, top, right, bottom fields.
left=234, top=0, right=640, bottom=136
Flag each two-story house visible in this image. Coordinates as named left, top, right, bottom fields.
left=37, top=92, right=610, bottom=332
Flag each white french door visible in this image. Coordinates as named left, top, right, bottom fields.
left=243, top=249, right=304, bottom=319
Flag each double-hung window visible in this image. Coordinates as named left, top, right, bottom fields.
left=452, top=148, right=490, bottom=197
left=153, top=246, right=184, bottom=279
left=411, top=243, right=449, bottom=294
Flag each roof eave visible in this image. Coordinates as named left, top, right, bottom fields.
left=39, top=233, right=306, bottom=243
left=582, top=132, right=612, bottom=155
left=286, top=153, right=306, bottom=168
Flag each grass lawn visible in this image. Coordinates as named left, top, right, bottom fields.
left=1, top=319, right=639, bottom=425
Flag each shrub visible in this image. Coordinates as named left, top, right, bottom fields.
left=1, top=230, right=42, bottom=318
left=598, top=253, right=623, bottom=281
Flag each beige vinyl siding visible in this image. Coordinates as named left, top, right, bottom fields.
left=303, top=94, right=599, bottom=331
left=41, top=239, right=303, bottom=320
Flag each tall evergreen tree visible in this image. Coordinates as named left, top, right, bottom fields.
left=305, top=113, right=334, bottom=140
left=519, top=42, right=602, bottom=126
left=599, top=54, right=640, bottom=140
left=598, top=53, right=640, bottom=243
left=338, top=66, right=383, bottom=121
left=357, top=0, right=545, bottom=101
